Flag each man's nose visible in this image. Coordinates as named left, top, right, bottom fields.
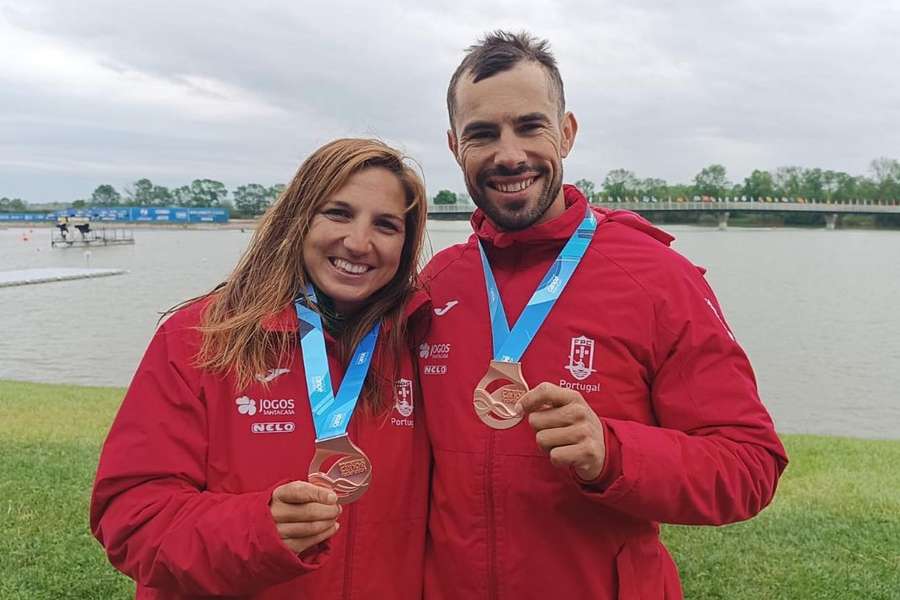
left=492, top=131, right=528, bottom=170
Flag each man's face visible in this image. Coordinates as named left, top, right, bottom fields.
left=448, top=61, right=577, bottom=231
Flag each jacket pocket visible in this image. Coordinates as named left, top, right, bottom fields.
left=615, top=536, right=665, bottom=600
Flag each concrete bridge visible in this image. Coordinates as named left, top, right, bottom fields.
left=427, top=198, right=900, bottom=229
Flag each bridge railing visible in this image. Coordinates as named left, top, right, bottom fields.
left=592, top=199, right=900, bottom=213
left=427, top=197, right=900, bottom=214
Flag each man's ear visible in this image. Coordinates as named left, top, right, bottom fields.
left=447, top=129, right=462, bottom=166
left=559, top=112, right=578, bottom=158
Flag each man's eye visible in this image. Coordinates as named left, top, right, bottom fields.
left=467, top=131, right=493, bottom=140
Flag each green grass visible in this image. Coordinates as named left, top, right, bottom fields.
left=662, top=436, right=900, bottom=599
left=0, top=380, right=133, bottom=599
left=2, top=380, right=899, bottom=599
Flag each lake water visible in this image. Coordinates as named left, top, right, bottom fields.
left=1, top=222, right=898, bottom=439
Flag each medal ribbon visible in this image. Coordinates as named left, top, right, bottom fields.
left=478, top=206, right=597, bottom=362
left=295, top=285, right=381, bottom=440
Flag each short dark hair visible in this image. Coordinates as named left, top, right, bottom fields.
left=447, top=30, right=566, bottom=129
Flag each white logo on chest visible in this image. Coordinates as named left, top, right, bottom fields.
left=391, top=379, right=414, bottom=427
left=565, top=336, right=597, bottom=381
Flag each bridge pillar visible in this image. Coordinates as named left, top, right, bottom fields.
left=717, top=211, right=730, bottom=230
left=825, top=213, right=839, bottom=230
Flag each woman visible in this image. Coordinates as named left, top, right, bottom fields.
left=91, top=139, right=430, bottom=599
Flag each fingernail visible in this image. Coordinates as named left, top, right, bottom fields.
left=334, top=522, right=341, bottom=532
left=328, top=492, right=338, bottom=504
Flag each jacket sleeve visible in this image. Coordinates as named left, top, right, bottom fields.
left=90, top=318, right=327, bottom=596
left=580, top=261, right=788, bottom=526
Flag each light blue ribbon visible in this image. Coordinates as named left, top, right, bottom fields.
left=478, top=206, right=597, bottom=362
left=294, top=285, right=380, bottom=440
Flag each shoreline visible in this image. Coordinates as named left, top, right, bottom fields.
left=1, top=219, right=259, bottom=231
left=4, top=218, right=898, bottom=232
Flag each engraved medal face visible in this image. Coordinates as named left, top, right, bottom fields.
left=308, top=435, right=372, bottom=504
left=473, top=360, right=529, bottom=429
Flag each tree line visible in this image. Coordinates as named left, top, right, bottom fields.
left=1, top=179, right=286, bottom=218
left=76, top=179, right=287, bottom=218
left=571, top=157, right=900, bottom=204
left=2, top=157, right=898, bottom=217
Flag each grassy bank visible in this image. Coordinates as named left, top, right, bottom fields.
left=2, top=380, right=898, bottom=599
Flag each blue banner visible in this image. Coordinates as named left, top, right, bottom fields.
left=2, top=207, right=228, bottom=223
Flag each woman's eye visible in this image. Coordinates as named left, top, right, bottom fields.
left=323, top=208, right=350, bottom=219
left=377, top=220, right=401, bottom=233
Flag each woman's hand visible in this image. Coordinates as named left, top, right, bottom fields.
left=270, top=481, right=341, bottom=555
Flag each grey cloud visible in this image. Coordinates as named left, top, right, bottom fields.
left=1, top=0, right=898, bottom=202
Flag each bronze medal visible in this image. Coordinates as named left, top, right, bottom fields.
left=473, top=360, right=529, bottom=429
left=308, top=434, right=372, bottom=504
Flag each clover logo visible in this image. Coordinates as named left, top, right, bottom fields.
left=235, top=396, right=257, bottom=416
left=418, top=343, right=430, bottom=359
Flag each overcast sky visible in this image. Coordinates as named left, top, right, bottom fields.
left=1, top=0, right=898, bottom=204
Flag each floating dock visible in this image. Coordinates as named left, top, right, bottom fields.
left=0, top=268, right=126, bottom=288
left=51, top=227, right=135, bottom=248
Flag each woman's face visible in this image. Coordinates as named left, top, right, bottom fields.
left=302, top=167, right=408, bottom=314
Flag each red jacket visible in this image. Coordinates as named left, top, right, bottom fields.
left=418, top=186, right=787, bottom=600
left=91, top=298, right=429, bottom=599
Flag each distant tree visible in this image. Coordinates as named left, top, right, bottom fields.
left=870, top=157, right=900, bottom=202
left=826, top=172, right=857, bottom=203
left=126, top=178, right=155, bottom=206
left=233, top=183, right=271, bottom=216
left=268, top=184, right=286, bottom=204
left=666, top=183, right=693, bottom=201
left=693, top=164, right=730, bottom=198
left=173, top=185, right=192, bottom=207
left=72, top=199, right=87, bottom=209
left=91, top=184, right=122, bottom=206
left=151, top=185, right=172, bottom=206
left=191, top=179, right=228, bottom=207
left=172, top=179, right=228, bottom=207
left=855, top=176, right=879, bottom=202
left=801, top=168, right=825, bottom=201
left=743, top=170, right=775, bottom=200
left=574, top=178, right=597, bottom=201
left=637, top=177, right=668, bottom=199
left=0, top=196, right=27, bottom=212
left=602, top=169, right=639, bottom=199
left=773, top=166, right=803, bottom=198
left=870, top=157, right=900, bottom=184
left=433, top=189, right=458, bottom=205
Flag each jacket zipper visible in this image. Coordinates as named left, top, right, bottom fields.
left=342, top=503, right=355, bottom=599
left=485, top=430, right=497, bottom=600
left=342, top=421, right=357, bottom=599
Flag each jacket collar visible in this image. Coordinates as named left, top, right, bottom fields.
left=471, top=184, right=589, bottom=249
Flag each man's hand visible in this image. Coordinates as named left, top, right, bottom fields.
left=270, top=481, right=341, bottom=555
left=518, top=382, right=606, bottom=481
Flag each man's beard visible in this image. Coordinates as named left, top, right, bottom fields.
left=466, top=164, right=563, bottom=231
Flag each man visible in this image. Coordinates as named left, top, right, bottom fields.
left=418, top=31, right=787, bottom=599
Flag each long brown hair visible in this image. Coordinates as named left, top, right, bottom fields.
left=195, top=138, right=427, bottom=410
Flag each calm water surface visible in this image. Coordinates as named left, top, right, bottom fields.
left=1, top=223, right=898, bottom=439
